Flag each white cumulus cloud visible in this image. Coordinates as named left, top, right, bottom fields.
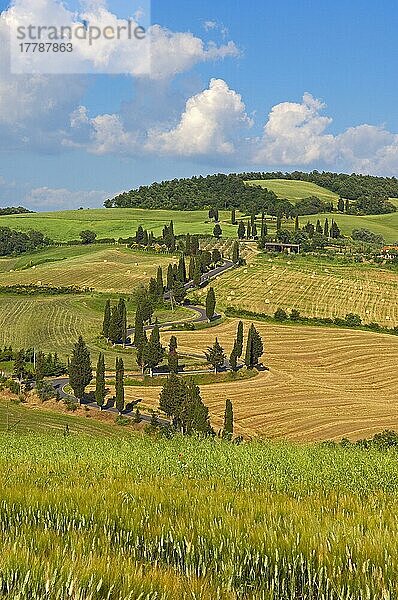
left=147, top=78, right=252, bottom=156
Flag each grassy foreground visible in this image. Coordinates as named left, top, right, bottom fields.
left=1, top=431, right=398, bottom=599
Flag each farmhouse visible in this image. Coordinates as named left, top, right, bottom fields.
left=263, top=242, right=300, bottom=254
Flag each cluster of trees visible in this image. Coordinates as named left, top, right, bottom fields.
left=9, top=348, right=66, bottom=381
left=102, top=298, right=128, bottom=345
left=205, top=321, right=264, bottom=373
left=159, top=374, right=212, bottom=434
left=242, top=170, right=398, bottom=210
left=352, top=228, right=384, bottom=246
left=105, top=171, right=397, bottom=216
left=0, top=206, right=33, bottom=215
left=302, top=218, right=341, bottom=239
left=208, top=208, right=219, bottom=222
left=0, top=227, right=52, bottom=256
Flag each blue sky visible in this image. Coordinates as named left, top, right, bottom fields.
left=1, top=0, right=398, bottom=210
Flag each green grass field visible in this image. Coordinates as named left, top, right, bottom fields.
left=211, top=253, right=398, bottom=326
left=245, top=179, right=339, bottom=203
left=0, top=208, right=239, bottom=242
left=2, top=428, right=398, bottom=598
left=306, top=211, right=398, bottom=243
left=0, top=245, right=177, bottom=293
left=0, top=293, right=194, bottom=362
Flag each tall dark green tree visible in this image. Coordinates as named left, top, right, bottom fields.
left=213, top=223, right=222, bottom=239
left=231, top=208, right=237, bottom=224
left=193, top=259, right=202, bottom=287
left=143, top=322, right=164, bottom=376
left=102, top=299, right=111, bottom=339
left=156, top=266, right=164, bottom=296
left=172, top=280, right=186, bottom=305
left=177, top=255, right=187, bottom=283
left=244, top=324, right=264, bottom=369
left=34, top=351, right=46, bottom=382
left=236, top=321, right=244, bottom=357
left=188, top=256, right=195, bottom=281
left=338, top=197, right=345, bottom=212
left=69, top=336, right=92, bottom=403
left=108, top=305, right=119, bottom=344
left=115, top=357, right=124, bottom=415
left=117, top=298, right=127, bottom=345
left=205, top=338, right=225, bottom=373
left=238, top=221, right=246, bottom=239
left=229, top=341, right=238, bottom=372
left=205, top=287, right=216, bottom=322
left=133, top=304, right=144, bottom=348
left=324, top=218, right=329, bottom=238
left=182, top=380, right=212, bottom=435
left=223, top=399, right=234, bottom=438
left=232, top=241, right=240, bottom=264
left=13, top=349, right=25, bottom=381
left=166, top=263, right=174, bottom=291
left=276, top=215, right=282, bottom=231
left=294, top=215, right=299, bottom=232
left=136, top=330, right=148, bottom=373
left=159, top=373, right=187, bottom=429
left=95, top=352, right=106, bottom=410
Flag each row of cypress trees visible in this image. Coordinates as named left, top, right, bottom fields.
left=102, top=298, right=127, bottom=345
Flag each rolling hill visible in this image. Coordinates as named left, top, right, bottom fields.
left=245, top=178, right=339, bottom=203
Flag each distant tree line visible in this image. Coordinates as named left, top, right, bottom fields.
left=0, top=206, right=33, bottom=215
left=105, top=171, right=397, bottom=216
left=0, top=227, right=52, bottom=256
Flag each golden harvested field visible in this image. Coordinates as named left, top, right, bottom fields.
left=0, top=245, right=176, bottom=293
left=138, top=319, right=398, bottom=442
left=210, top=254, right=398, bottom=327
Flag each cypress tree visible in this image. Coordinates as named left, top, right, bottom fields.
left=231, top=207, right=237, bottom=224
left=136, top=330, right=148, bottom=373
left=168, top=349, right=179, bottom=374
left=232, top=241, right=240, bottom=264
left=159, top=373, right=187, bottom=429
left=115, top=357, right=124, bottom=415
left=213, top=224, right=222, bottom=239
left=13, top=350, right=25, bottom=381
left=244, top=324, right=264, bottom=368
left=223, top=399, right=234, bottom=438
left=156, top=266, right=164, bottom=296
left=236, top=321, right=244, bottom=357
left=188, top=256, right=195, bottom=281
left=193, top=258, right=202, bottom=287
left=108, top=306, right=119, bottom=344
left=345, top=199, right=350, bottom=213
left=172, top=280, right=186, bottom=304
left=102, top=299, right=111, bottom=339
left=143, top=322, right=164, bottom=376
left=185, top=233, right=191, bottom=255
left=191, top=236, right=199, bottom=255
left=205, top=287, right=216, bottom=322
left=247, top=221, right=252, bottom=239
left=205, top=338, right=225, bottom=373
left=95, top=352, right=106, bottom=410
left=316, top=219, right=323, bottom=234
left=294, top=215, right=299, bottom=232
left=182, top=380, right=212, bottom=435
left=244, top=325, right=254, bottom=369
left=238, top=221, right=246, bottom=239
left=324, top=218, right=329, bottom=238
left=276, top=215, right=282, bottom=231
left=35, top=351, right=46, bottom=382
left=169, top=335, right=178, bottom=353
left=252, top=222, right=258, bottom=238
left=229, top=342, right=238, bottom=371
left=133, top=304, right=144, bottom=348
left=69, top=336, right=92, bottom=403
left=117, top=298, right=127, bottom=345
left=177, top=255, right=187, bottom=283
left=166, top=264, right=174, bottom=291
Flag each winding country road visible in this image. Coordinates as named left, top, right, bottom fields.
left=50, top=259, right=236, bottom=421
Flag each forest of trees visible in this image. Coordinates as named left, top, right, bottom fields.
left=105, top=171, right=397, bottom=216
left=0, top=206, right=33, bottom=215
left=0, top=227, right=52, bottom=256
